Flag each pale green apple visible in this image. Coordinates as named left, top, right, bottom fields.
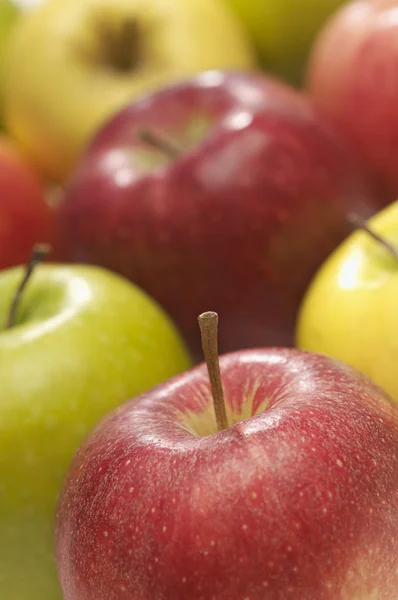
left=0, top=262, right=191, bottom=600
left=296, top=200, right=398, bottom=404
left=221, top=0, right=347, bottom=85
left=1, top=0, right=255, bottom=182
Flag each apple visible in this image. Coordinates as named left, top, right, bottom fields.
left=0, top=257, right=191, bottom=600
left=1, top=0, right=255, bottom=183
left=220, top=0, right=347, bottom=85
left=0, top=0, right=18, bottom=71
left=296, top=200, right=398, bottom=405
left=306, top=0, right=398, bottom=202
left=55, top=311, right=398, bottom=600
left=12, top=0, right=42, bottom=8
left=58, top=70, right=384, bottom=362
left=0, top=0, right=19, bottom=123
left=0, top=134, right=60, bottom=270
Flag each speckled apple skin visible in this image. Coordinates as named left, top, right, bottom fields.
left=59, top=71, right=383, bottom=361
left=55, top=348, right=398, bottom=600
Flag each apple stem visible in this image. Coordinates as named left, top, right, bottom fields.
left=137, top=128, right=183, bottom=160
left=5, top=244, right=51, bottom=330
left=198, top=311, right=228, bottom=432
left=348, top=213, right=398, bottom=260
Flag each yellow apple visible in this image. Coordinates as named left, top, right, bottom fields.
left=1, top=0, right=255, bottom=182
left=296, top=200, right=398, bottom=403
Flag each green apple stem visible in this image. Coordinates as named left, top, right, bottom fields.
left=5, top=243, right=51, bottom=330
left=137, top=128, right=183, bottom=160
left=198, top=311, right=229, bottom=432
left=348, top=213, right=398, bottom=260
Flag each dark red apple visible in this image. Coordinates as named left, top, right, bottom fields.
left=59, top=70, right=383, bottom=360
left=55, top=314, right=398, bottom=600
left=307, top=0, right=398, bottom=202
left=0, top=135, right=60, bottom=269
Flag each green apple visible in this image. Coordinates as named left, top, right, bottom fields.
left=296, top=200, right=398, bottom=404
left=1, top=0, right=255, bottom=183
left=0, top=0, right=18, bottom=60
left=0, top=0, right=20, bottom=122
left=0, top=260, right=191, bottom=600
left=221, top=0, right=346, bottom=85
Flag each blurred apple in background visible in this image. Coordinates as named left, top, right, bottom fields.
left=12, top=0, right=42, bottom=8
left=0, top=0, right=18, bottom=65
left=0, top=258, right=191, bottom=600
left=0, top=135, right=59, bottom=269
left=307, top=0, right=398, bottom=202
left=0, top=0, right=20, bottom=122
left=220, top=0, right=347, bottom=85
left=297, top=200, right=398, bottom=405
left=1, top=0, right=255, bottom=183
left=59, top=70, right=383, bottom=361
left=0, top=1, right=18, bottom=60
left=55, top=333, right=398, bottom=600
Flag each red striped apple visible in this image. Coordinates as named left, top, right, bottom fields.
left=55, top=312, right=398, bottom=600
left=307, top=0, right=398, bottom=202
left=59, top=70, right=383, bottom=360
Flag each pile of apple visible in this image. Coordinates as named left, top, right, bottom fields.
left=3, top=0, right=398, bottom=599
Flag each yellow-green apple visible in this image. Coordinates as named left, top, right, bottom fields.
left=0, top=0, right=18, bottom=70
left=1, top=0, right=255, bottom=182
left=0, top=258, right=191, bottom=600
left=307, top=0, right=398, bottom=202
left=296, top=200, right=398, bottom=404
left=58, top=70, right=384, bottom=361
left=0, top=0, right=19, bottom=122
left=55, top=312, right=398, bottom=600
left=0, top=134, right=60, bottom=269
left=220, top=0, right=347, bottom=85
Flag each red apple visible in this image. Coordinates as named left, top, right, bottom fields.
left=55, top=313, right=398, bottom=600
left=306, top=0, right=398, bottom=202
left=59, top=70, right=383, bottom=360
left=0, top=135, right=59, bottom=268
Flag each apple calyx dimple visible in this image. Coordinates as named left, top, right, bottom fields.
left=198, top=311, right=229, bottom=432
left=348, top=212, right=398, bottom=261
left=82, top=17, right=143, bottom=74
left=5, top=243, right=51, bottom=330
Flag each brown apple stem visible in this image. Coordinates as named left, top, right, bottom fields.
left=5, top=243, right=51, bottom=330
left=348, top=213, right=398, bottom=260
left=198, top=311, right=228, bottom=432
left=137, top=128, right=183, bottom=160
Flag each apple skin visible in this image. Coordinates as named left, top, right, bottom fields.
left=0, top=263, right=191, bottom=600
left=1, top=0, right=255, bottom=182
left=296, top=199, right=398, bottom=405
left=55, top=347, right=398, bottom=600
left=220, top=0, right=347, bottom=85
left=0, top=135, right=60, bottom=269
left=306, top=0, right=398, bottom=202
left=59, top=70, right=384, bottom=361
left=0, top=0, right=19, bottom=123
